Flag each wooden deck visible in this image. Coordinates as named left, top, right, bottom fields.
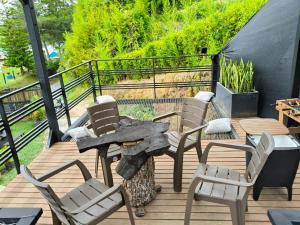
left=0, top=122, right=299, bottom=225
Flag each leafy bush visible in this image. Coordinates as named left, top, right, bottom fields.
left=119, top=104, right=155, bottom=121
left=28, top=95, right=46, bottom=121
left=61, top=0, right=267, bottom=72
left=219, top=55, right=254, bottom=93
left=47, top=59, right=60, bottom=75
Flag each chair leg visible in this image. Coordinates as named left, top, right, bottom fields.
left=50, top=209, right=62, bottom=225
left=195, top=144, right=202, bottom=162
left=95, top=150, right=100, bottom=178
left=243, top=197, right=248, bottom=212
left=229, top=202, right=240, bottom=225
left=173, top=154, right=183, bottom=192
left=184, top=181, right=198, bottom=225
left=121, top=187, right=135, bottom=225
left=238, top=200, right=246, bottom=225
left=100, top=157, right=114, bottom=187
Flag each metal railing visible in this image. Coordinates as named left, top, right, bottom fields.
left=0, top=54, right=217, bottom=173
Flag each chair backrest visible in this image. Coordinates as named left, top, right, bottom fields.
left=246, top=133, right=275, bottom=183
left=20, top=166, right=72, bottom=225
left=179, top=98, right=208, bottom=132
left=87, top=102, right=120, bottom=137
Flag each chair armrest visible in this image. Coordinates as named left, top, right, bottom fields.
left=201, top=142, right=255, bottom=163
left=63, top=184, right=123, bottom=214
left=37, top=160, right=92, bottom=182
left=195, top=174, right=252, bottom=187
left=183, top=124, right=208, bottom=137
left=152, top=112, right=180, bottom=122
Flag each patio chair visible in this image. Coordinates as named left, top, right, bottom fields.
left=21, top=160, right=135, bottom=225
left=184, top=133, right=274, bottom=225
left=86, top=101, right=125, bottom=186
left=153, top=97, right=209, bottom=192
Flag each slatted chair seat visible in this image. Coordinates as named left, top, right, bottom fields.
left=21, top=160, right=135, bottom=225
left=153, top=97, right=209, bottom=192
left=61, top=179, right=123, bottom=225
left=194, top=164, right=247, bottom=201
left=184, top=133, right=275, bottom=225
left=166, top=131, right=196, bottom=153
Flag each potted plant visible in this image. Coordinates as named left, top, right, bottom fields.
left=215, top=55, right=258, bottom=118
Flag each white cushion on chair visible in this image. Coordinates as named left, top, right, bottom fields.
left=205, top=118, right=231, bottom=134
left=194, top=91, right=214, bottom=102
left=96, top=95, right=116, bottom=104
left=67, top=127, right=96, bottom=140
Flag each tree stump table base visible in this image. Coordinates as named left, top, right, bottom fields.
left=123, top=156, right=157, bottom=217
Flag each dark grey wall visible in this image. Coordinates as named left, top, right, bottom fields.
left=220, top=0, right=300, bottom=118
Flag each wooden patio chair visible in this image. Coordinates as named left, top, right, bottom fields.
left=87, top=101, right=130, bottom=187
left=21, top=160, right=135, bottom=225
left=184, top=133, right=275, bottom=225
left=153, top=97, right=209, bottom=192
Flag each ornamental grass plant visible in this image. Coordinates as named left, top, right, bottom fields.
left=219, top=55, right=255, bottom=93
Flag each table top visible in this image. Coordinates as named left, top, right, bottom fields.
left=268, top=209, right=300, bottom=225
left=77, top=119, right=170, bottom=180
left=239, top=118, right=289, bottom=135
left=0, top=208, right=43, bottom=225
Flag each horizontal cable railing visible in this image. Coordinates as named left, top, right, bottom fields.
left=0, top=54, right=216, bottom=172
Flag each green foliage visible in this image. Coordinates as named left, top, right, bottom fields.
left=36, top=0, right=74, bottom=51
left=219, top=55, right=254, bottom=93
left=0, top=131, right=45, bottom=186
left=28, top=96, right=46, bottom=121
left=47, top=59, right=60, bottom=75
left=0, top=3, right=34, bottom=74
left=119, top=104, right=155, bottom=120
left=62, top=0, right=267, bottom=70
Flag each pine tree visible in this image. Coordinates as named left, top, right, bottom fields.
left=0, top=3, right=34, bottom=74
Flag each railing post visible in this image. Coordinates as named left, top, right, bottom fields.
left=152, top=58, right=157, bottom=99
left=211, top=54, right=220, bottom=93
left=95, top=61, right=102, bottom=96
left=0, top=99, right=20, bottom=174
left=89, top=61, right=97, bottom=102
left=58, top=74, right=71, bottom=127
left=20, top=0, right=63, bottom=146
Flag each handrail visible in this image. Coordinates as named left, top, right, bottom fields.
left=0, top=81, right=40, bottom=100
left=48, top=60, right=91, bottom=79
left=0, top=54, right=216, bottom=173
left=94, top=54, right=209, bottom=62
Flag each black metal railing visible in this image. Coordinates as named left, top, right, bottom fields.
left=0, top=54, right=217, bottom=173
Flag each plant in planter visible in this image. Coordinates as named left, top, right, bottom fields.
left=215, top=55, right=259, bottom=118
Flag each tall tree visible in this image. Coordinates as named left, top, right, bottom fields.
left=35, top=0, right=74, bottom=53
left=0, top=2, right=34, bottom=74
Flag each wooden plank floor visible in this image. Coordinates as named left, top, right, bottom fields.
left=0, top=123, right=299, bottom=225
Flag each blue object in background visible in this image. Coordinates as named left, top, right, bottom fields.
left=6, top=74, right=13, bottom=79
left=49, top=51, right=59, bottom=59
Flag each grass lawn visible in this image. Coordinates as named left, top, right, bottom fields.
left=0, top=73, right=38, bottom=90
left=0, top=121, right=45, bottom=186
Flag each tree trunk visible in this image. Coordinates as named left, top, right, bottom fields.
left=43, top=40, right=50, bottom=60
left=123, top=156, right=156, bottom=207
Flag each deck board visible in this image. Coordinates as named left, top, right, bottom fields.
left=0, top=120, right=299, bottom=225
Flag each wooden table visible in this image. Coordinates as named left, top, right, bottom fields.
left=268, top=209, right=300, bottom=225
left=239, top=118, right=289, bottom=135
left=77, top=118, right=170, bottom=217
left=0, top=208, right=43, bottom=225
left=276, top=98, right=300, bottom=134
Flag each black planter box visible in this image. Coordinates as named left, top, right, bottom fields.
left=215, top=82, right=259, bottom=118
